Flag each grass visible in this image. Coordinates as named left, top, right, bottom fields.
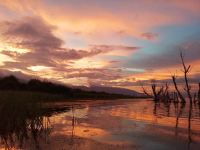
left=0, top=90, right=72, bottom=149
left=0, top=91, right=68, bottom=103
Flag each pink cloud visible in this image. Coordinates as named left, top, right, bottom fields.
left=141, top=32, right=158, bottom=41
left=1, top=0, right=199, bottom=39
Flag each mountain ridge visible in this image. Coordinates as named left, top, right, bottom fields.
left=74, top=85, right=143, bottom=97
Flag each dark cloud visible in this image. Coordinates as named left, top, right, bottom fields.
left=89, top=44, right=140, bottom=52
left=0, top=17, right=107, bottom=69
left=1, top=17, right=62, bottom=51
left=65, top=68, right=123, bottom=80
left=92, top=81, right=136, bottom=87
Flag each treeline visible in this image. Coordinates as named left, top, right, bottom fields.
left=0, top=75, right=134, bottom=99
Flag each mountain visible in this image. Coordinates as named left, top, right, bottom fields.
left=74, top=85, right=144, bottom=97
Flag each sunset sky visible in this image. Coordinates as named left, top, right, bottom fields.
left=0, top=0, right=200, bottom=91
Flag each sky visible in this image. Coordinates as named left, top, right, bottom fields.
left=0, top=0, right=200, bottom=91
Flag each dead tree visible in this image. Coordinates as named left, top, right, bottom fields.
left=152, top=83, right=159, bottom=101
left=193, top=93, right=197, bottom=104
left=172, top=75, right=186, bottom=103
left=163, top=83, right=169, bottom=96
left=173, top=92, right=179, bottom=103
left=198, top=83, right=200, bottom=103
left=141, top=82, right=164, bottom=102
left=141, top=85, right=152, bottom=97
left=180, top=52, right=192, bottom=104
left=162, top=83, right=170, bottom=102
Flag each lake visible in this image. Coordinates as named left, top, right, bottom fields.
left=0, top=99, right=200, bottom=150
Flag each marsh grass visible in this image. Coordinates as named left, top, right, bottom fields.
left=0, top=91, right=68, bottom=103
left=0, top=91, right=72, bottom=149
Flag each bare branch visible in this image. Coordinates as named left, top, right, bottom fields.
left=140, top=82, right=152, bottom=97
left=172, top=75, right=185, bottom=103
left=180, top=51, right=192, bottom=104
left=198, top=83, right=200, bottom=102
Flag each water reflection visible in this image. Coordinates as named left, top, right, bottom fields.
left=154, top=101, right=195, bottom=149
left=0, top=99, right=70, bottom=150
left=0, top=99, right=200, bottom=150
left=174, top=102, right=185, bottom=136
left=154, top=100, right=200, bottom=150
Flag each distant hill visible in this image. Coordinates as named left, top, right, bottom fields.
left=75, top=85, right=144, bottom=97
left=0, top=75, right=144, bottom=99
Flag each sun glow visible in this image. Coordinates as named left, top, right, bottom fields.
left=27, top=65, right=52, bottom=72
left=0, top=42, right=29, bottom=53
left=70, top=58, right=109, bottom=69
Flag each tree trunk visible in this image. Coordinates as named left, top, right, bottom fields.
left=172, top=76, right=185, bottom=103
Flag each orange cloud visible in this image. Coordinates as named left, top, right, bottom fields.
left=1, top=0, right=199, bottom=40
left=0, top=0, right=200, bottom=90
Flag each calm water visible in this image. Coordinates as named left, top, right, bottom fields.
left=0, top=99, right=200, bottom=150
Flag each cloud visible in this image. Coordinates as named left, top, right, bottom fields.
left=141, top=32, right=158, bottom=40
left=2, top=0, right=199, bottom=39
left=90, top=44, right=140, bottom=51
left=126, top=37, right=200, bottom=70
left=0, top=68, right=39, bottom=81
left=1, top=17, right=63, bottom=50
left=0, top=1, right=200, bottom=90
left=0, top=16, right=110, bottom=69
left=89, top=44, right=140, bottom=56
left=65, top=68, right=123, bottom=80
left=0, top=17, right=140, bottom=68
left=0, top=16, right=140, bottom=88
